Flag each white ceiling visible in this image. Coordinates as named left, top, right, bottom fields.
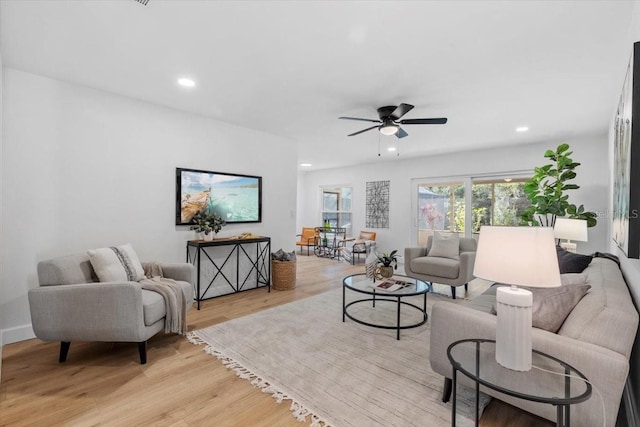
left=1, top=0, right=636, bottom=170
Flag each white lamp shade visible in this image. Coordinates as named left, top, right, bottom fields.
left=554, top=217, right=588, bottom=242
left=473, top=226, right=561, bottom=288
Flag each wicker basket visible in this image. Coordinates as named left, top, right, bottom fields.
left=272, top=260, right=297, bottom=290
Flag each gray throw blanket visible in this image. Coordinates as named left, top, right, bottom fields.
left=140, top=263, right=187, bottom=335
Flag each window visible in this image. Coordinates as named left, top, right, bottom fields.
left=321, top=186, right=352, bottom=235
left=471, top=179, right=530, bottom=233
left=412, top=175, right=531, bottom=245
left=417, top=182, right=465, bottom=245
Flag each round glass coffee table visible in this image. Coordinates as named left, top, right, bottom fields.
left=342, top=273, right=429, bottom=340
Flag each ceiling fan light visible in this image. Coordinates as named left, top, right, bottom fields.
left=379, top=123, right=398, bottom=136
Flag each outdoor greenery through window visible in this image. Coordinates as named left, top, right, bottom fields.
left=417, top=182, right=465, bottom=245
left=471, top=179, right=530, bottom=233
left=322, top=186, right=352, bottom=235
left=416, top=178, right=530, bottom=244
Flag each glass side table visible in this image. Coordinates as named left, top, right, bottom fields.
left=447, top=339, right=591, bottom=427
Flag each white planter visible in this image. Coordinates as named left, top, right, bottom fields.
left=203, top=233, right=214, bottom=241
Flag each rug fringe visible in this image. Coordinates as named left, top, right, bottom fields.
left=187, top=331, right=334, bottom=427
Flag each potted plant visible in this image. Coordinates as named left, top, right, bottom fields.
left=190, top=211, right=226, bottom=241
left=375, top=250, right=398, bottom=279
left=520, top=143, right=597, bottom=228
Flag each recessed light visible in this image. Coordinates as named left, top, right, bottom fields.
left=387, top=147, right=397, bottom=152
left=300, top=163, right=312, bottom=167
left=516, top=126, right=529, bottom=132
left=177, top=77, right=196, bottom=88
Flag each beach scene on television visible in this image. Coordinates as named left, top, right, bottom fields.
left=180, top=170, right=260, bottom=223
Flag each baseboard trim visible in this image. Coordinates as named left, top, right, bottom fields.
left=1, top=323, right=35, bottom=344
left=622, top=378, right=639, bottom=427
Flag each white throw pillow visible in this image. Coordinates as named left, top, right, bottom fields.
left=88, top=243, right=145, bottom=282
left=427, top=232, right=460, bottom=260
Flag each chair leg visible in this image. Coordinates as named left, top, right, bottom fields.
left=442, top=377, right=453, bottom=402
left=59, top=341, right=71, bottom=363
left=464, top=283, right=468, bottom=292
left=138, top=341, right=147, bottom=365
left=451, top=287, right=456, bottom=299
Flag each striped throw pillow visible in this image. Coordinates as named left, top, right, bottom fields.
left=88, top=243, right=145, bottom=282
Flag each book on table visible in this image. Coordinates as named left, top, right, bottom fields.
left=369, top=278, right=412, bottom=292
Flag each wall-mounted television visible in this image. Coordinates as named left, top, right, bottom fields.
left=176, top=167, right=262, bottom=225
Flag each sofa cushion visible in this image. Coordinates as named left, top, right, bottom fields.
left=142, top=289, right=166, bottom=326
left=487, top=277, right=591, bottom=332
left=88, top=243, right=145, bottom=282
left=427, top=232, right=460, bottom=260
left=556, top=246, right=592, bottom=273
left=142, top=280, right=193, bottom=326
left=37, top=253, right=98, bottom=286
left=526, top=283, right=591, bottom=332
left=410, top=256, right=459, bottom=279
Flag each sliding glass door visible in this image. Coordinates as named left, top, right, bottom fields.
left=415, top=181, right=465, bottom=246
left=412, top=175, right=531, bottom=245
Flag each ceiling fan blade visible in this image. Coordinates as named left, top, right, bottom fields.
left=348, top=125, right=379, bottom=137
left=400, top=117, right=448, bottom=125
left=389, top=103, right=414, bottom=120
left=396, top=127, right=408, bottom=139
left=339, top=116, right=382, bottom=123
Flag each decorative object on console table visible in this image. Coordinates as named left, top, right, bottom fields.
left=553, top=217, right=587, bottom=253
left=473, top=226, right=560, bottom=371
left=613, top=41, right=640, bottom=259
left=375, top=250, right=398, bottom=279
left=189, top=211, right=226, bottom=241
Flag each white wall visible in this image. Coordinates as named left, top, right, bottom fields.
left=608, top=0, right=640, bottom=414
left=299, top=135, right=609, bottom=257
left=0, top=30, right=4, bottom=377
left=0, top=68, right=298, bottom=343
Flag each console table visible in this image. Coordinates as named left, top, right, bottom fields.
left=186, top=237, right=271, bottom=309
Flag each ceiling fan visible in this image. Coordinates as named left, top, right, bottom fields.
left=339, top=103, right=447, bottom=138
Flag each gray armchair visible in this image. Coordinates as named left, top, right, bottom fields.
left=404, top=236, right=477, bottom=299
left=28, top=253, right=194, bottom=364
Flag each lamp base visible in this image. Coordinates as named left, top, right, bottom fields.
left=560, top=241, right=577, bottom=253
left=496, top=286, right=533, bottom=371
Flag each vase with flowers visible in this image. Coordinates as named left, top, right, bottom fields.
left=190, top=211, right=226, bottom=241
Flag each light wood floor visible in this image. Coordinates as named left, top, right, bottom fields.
left=0, top=255, right=551, bottom=426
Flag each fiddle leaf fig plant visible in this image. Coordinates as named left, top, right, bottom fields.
left=520, top=143, right=597, bottom=227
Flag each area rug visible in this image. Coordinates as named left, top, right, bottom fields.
left=188, top=289, right=490, bottom=426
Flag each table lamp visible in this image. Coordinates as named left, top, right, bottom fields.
left=473, top=226, right=561, bottom=371
left=553, top=218, right=588, bottom=253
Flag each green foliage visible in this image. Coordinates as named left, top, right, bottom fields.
left=454, top=201, right=487, bottom=233
left=520, top=144, right=597, bottom=227
left=189, top=211, right=226, bottom=235
left=377, top=250, right=398, bottom=269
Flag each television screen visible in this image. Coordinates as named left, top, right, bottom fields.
left=176, top=167, right=262, bottom=225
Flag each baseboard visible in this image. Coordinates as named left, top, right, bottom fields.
left=621, top=378, right=639, bottom=427
left=1, top=323, right=35, bottom=345
left=0, top=331, right=3, bottom=385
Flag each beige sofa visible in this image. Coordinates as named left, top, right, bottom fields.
left=29, top=253, right=194, bottom=364
left=429, top=257, right=638, bottom=426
